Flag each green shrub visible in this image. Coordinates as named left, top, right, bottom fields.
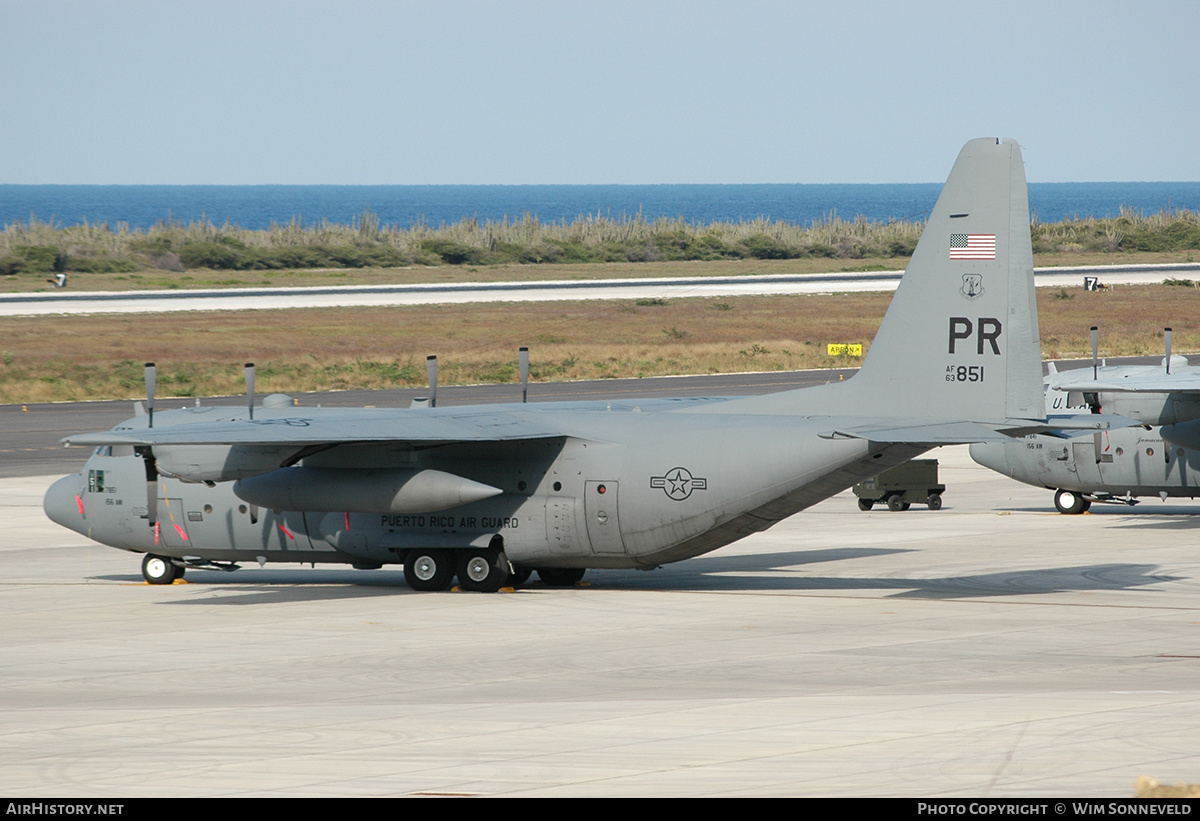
left=740, top=233, right=790, bottom=259
left=64, top=256, right=139, bottom=273
left=178, top=241, right=244, bottom=269
left=420, top=238, right=485, bottom=265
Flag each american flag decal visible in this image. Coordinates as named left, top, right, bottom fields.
left=950, top=233, right=996, bottom=260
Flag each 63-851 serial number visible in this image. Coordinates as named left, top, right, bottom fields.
left=946, top=365, right=985, bottom=382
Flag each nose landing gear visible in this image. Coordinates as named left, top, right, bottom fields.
left=141, top=554, right=184, bottom=584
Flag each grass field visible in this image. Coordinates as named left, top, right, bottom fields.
left=4, top=283, right=1198, bottom=404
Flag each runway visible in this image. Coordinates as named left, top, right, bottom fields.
left=5, top=381, right=1200, bottom=796
left=3, top=262, right=1198, bottom=316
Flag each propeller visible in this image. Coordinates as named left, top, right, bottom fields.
left=145, top=362, right=156, bottom=428
left=1164, top=327, right=1173, bottom=374
left=137, top=446, right=159, bottom=527
left=141, top=362, right=159, bottom=527
left=427, top=355, right=438, bottom=408
left=520, top=346, right=529, bottom=403
left=1072, top=328, right=1102, bottom=414
left=1090, top=326, right=1099, bottom=380
left=245, top=362, right=256, bottom=419
left=241, top=365, right=259, bottom=520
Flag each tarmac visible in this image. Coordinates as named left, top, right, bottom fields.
left=4, top=445, right=1200, bottom=797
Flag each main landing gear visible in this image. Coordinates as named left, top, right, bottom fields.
left=456, top=546, right=510, bottom=593
left=142, top=554, right=184, bottom=585
left=404, top=549, right=456, bottom=592
left=401, top=548, right=586, bottom=592
left=404, top=546, right=513, bottom=593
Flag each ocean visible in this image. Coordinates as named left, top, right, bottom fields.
left=2, top=182, right=1198, bottom=232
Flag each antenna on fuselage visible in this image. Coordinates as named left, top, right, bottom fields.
left=245, top=363, right=256, bottom=420
left=1164, top=328, right=1173, bottom=375
left=427, top=355, right=438, bottom=408
left=145, top=362, right=156, bottom=428
left=1090, top=326, right=1099, bottom=380
left=520, top=347, right=529, bottom=403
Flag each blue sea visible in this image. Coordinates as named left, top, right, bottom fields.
left=2, top=182, right=1198, bottom=231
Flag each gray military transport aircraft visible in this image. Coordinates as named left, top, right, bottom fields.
left=971, top=327, right=1200, bottom=513
left=43, top=138, right=1120, bottom=592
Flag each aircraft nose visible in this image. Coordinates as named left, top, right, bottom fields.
left=968, top=441, right=1008, bottom=473
left=43, top=474, right=85, bottom=532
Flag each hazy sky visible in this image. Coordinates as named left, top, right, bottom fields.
left=2, top=0, right=1197, bottom=184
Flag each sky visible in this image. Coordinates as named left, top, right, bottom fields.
left=2, top=0, right=1197, bottom=185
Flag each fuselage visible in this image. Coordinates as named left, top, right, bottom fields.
left=44, top=397, right=922, bottom=573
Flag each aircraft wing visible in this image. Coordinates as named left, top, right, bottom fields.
left=63, top=407, right=575, bottom=449
left=1052, top=372, right=1200, bottom=393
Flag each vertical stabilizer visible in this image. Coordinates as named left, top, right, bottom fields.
left=845, top=138, right=1042, bottom=422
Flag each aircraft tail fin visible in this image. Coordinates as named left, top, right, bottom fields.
left=842, top=138, right=1043, bottom=422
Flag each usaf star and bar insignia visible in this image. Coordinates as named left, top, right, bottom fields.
left=650, top=467, right=708, bottom=501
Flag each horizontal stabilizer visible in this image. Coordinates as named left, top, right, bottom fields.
left=820, top=414, right=1136, bottom=444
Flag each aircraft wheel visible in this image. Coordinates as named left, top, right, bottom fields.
left=1054, top=489, right=1090, bottom=515
left=857, top=498, right=874, bottom=511
left=456, top=547, right=509, bottom=593
left=404, top=549, right=455, bottom=591
left=142, top=554, right=179, bottom=585
left=508, top=566, right=533, bottom=587
left=927, top=493, right=943, bottom=511
left=537, top=567, right=586, bottom=587
left=886, top=494, right=906, bottom=512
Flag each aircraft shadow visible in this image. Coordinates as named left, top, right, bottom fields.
left=872, top=563, right=1178, bottom=599
left=97, top=547, right=911, bottom=605
left=1003, top=505, right=1200, bottom=517
left=595, top=558, right=1180, bottom=598
left=95, top=572, right=409, bottom=605
left=92, top=553, right=1183, bottom=605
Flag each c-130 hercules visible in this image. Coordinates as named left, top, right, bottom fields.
left=971, top=327, right=1200, bottom=513
left=44, top=139, right=1120, bottom=592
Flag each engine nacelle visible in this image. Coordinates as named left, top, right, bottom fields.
left=233, top=467, right=504, bottom=514
left=154, top=444, right=300, bottom=483
left=1099, top=392, right=1200, bottom=427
